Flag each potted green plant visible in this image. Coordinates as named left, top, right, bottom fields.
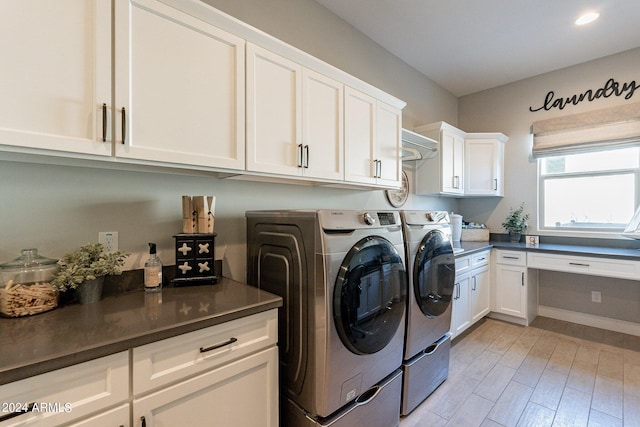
left=502, top=203, right=530, bottom=242
left=52, top=243, right=128, bottom=304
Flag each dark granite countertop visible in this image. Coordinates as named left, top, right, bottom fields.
left=0, top=278, right=282, bottom=385
left=453, top=241, right=493, bottom=257
left=452, top=239, right=640, bottom=261
left=490, top=241, right=640, bottom=260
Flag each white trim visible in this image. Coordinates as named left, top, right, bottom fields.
left=487, top=312, right=529, bottom=326
left=538, top=305, right=640, bottom=337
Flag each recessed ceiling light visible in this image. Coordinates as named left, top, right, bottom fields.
left=575, top=12, right=600, bottom=25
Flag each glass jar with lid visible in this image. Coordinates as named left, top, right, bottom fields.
left=0, top=248, right=59, bottom=317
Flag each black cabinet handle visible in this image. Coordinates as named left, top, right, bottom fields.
left=102, top=103, right=107, bottom=142
left=297, top=144, right=303, bottom=167
left=121, top=107, right=126, bottom=145
left=141, top=415, right=146, bottom=427
left=200, top=337, right=238, bottom=353
left=304, top=145, right=309, bottom=168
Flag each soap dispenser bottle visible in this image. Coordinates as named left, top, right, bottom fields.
left=144, top=243, right=163, bottom=292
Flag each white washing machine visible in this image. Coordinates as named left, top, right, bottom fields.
left=247, top=210, right=407, bottom=426
left=400, top=210, right=456, bottom=416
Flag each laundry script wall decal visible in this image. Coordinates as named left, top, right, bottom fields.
left=529, top=78, right=639, bottom=112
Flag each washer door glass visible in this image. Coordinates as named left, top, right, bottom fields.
left=334, top=236, right=406, bottom=355
left=414, top=230, right=455, bottom=317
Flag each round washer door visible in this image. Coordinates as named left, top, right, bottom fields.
left=414, top=230, right=455, bottom=317
left=333, top=236, right=406, bottom=355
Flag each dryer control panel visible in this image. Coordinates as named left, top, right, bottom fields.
left=319, top=210, right=400, bottom=230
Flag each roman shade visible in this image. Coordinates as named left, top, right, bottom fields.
left=531, top=102, right=640, bottom=158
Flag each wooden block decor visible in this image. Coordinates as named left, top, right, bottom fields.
left=181, top=195, right=215, bottom=234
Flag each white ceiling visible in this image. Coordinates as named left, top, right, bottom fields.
left=313, top=0, right=640, bottom=97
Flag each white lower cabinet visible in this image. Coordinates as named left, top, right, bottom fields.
left=132, top=309, right=279, bottom=427
left=492, top=250, right=537, bottom=325
left=470, top=264, right=490, bottom=324
left=451, top=250, right=490, bottom=338
left=133, top=347, right=278, bottom=427
left=0, top=310, right=278, bottom=427
left=0, top=352, right=129, bottom=427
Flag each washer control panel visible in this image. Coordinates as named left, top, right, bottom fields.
left=319, top=210, right=399, bottom=230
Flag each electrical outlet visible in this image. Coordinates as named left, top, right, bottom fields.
left=98, top=231, right=119, bottom=253
left=591, top=291, right=601, bottom=303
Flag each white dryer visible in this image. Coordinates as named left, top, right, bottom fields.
left=400, top=210, right=456, bottom=416
left=247, top=210, right=407, bottom=426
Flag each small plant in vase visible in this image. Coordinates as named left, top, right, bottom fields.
left=502, top=203, right=530, bottom=242
left=51, top=243, right=128, bottom=304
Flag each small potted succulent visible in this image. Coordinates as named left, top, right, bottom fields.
left=502, top=203, right=530, bottom=242
left=52, top=243, right=128, bottom=304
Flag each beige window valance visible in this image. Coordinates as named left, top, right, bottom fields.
left=531, top=102, right=640, bottom=158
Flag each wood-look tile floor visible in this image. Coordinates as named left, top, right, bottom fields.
left=400, top=317, right=640, bottom=427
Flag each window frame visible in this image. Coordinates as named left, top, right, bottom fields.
left=537, top=148, right=640, bottom=238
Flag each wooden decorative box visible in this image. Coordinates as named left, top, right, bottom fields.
left=172, top=233, right=218, bottom=286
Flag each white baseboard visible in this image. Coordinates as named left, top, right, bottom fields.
left=487, top=312, right=529, bottom=326
left=538, top=305, right=640, bottom=337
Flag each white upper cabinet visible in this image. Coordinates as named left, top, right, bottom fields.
left=414, top=122, right=506, bottom=197
left=2, top=0, right=404, bottom=188
left=414, top=122, right=466, bottom=196
left=246, top=46, right=345, bottom=181
left=302, top=69, right=344, bottom=181
left=344, top=87, right=401, bottom=187
left=0, top=0, right=112, bottom=156
left=345, top=88, right=377, bottom=185
left=464, top=133, right=507, bottom=197
left=441, top=129, right=465, bottom=194
left=114, top=0, right=245, bottom=170
left=246, top=43, right=302, bottom=176
left=376, top=101, right=402, bottom=187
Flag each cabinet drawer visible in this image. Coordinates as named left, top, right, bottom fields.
left=455, top=255, right=471, bottom=275
left=0, top=352, right=128, bottom=427
left=527, top=252, right=640, bottom=280
left=495, top=250, right=526, bottom=266
left=133, top=309, right=277, bottom=395
left=471, top=251, right=490, bottom=268
left=67, top=403, right=129, bottom=427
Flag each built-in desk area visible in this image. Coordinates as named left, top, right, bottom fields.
left=488, top=240, right=640, bottom=336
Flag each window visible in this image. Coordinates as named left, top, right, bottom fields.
left=539, top=147, right=640, bottom=233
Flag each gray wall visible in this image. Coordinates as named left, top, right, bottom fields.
left=0, top=0, right=458, bottom=282
left=458, top=47, right=640, bottom=322
left=538, top=271, right=640, bottom=323
left=458, top=47, right=640, bottom=235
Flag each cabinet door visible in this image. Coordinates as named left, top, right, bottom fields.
left=451, top=275, right=471, bottom=338
left=246, top=43, right=302, bottom=176
left=441, top=130, right=464, bottom=194
left=495, top=264, right=526, bottom=318
left=134, top=347, right=278, bottom=427
left=302, top=69, right=344, bottom=180
left=375, top=101, right=402, bottom=187
left=0, top=0, right=112, bottom=156
left=114, top=0, right=245, bottom=169
left=465, top=138, right=502, bottom=196
left=470, top=265, right=490, bottom=323
left=344, top=87, right=377, bottom=185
